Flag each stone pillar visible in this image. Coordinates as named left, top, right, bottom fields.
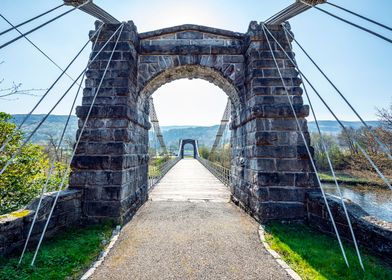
left=231, top=22, right=317, bottom=222
left=69, top=21, right=149, bottom=224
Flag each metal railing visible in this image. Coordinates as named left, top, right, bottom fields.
left=198, top=157, right=231, bottom=187
left=148, top=156, right=180, bottom=189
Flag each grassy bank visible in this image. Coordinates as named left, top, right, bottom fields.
left=319, top=171, right=386, bottom=187
left=265, top=222, right=392, bottom=280
left=0, top=223, right=113, bottom=280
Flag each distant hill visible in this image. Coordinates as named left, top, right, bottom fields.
left=11, top=114, right=79, bottom=145
left=307, top=120, right=381, bottom=135
left=10, top=114, right=382, bottom=148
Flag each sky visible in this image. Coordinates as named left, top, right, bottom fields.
left=0, top=0, right=391, bottom=126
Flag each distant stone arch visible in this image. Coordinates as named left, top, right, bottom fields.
left=178, top=139, right=199, bottom=159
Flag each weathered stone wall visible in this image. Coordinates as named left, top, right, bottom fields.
left=306, top=191, right=392, bottom=259
left=0, top=190, right=82, bottom=257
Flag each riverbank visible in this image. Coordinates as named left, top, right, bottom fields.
left=319, top=170, right=388, bottom=188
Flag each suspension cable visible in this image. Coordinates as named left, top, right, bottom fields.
left=18, top=26, right=103, bottom=265
left=0, top=4, right=65, bottom=37
left=326, top=2, right=392, bottom=32
left=0, top=0, right=91, bottom=50
left=262, top=23, right=350, bottom=267
left=262, top=24, right=350, bottom=267
left=18, top=76, right=84, bottom=266
left=31, top=23, right=125, bottom=266
left=300, top=1, right=392, bottom=44
left=0, top=24, right=117, bottom=177
left=0, top=14, right=83, bottom=87
left=221, top=117, right=229, bottom=166
left=282, top=26, right=364, bottom=270
left=282, top=24, right=392, bottom=161
left=264, top=26, right=392, bottom=190
left=0, top=24, right=103, bottom=155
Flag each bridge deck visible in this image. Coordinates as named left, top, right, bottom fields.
left=149, top=158, right=229, bottom=202
left=90, top=159, right=290, bottom=280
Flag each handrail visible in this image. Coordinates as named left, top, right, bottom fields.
left=198, top=157, right=231, bottom=187
left=148, top=156, right=180, bottom=189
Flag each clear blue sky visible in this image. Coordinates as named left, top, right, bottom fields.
left=0, top=0, right=391, bottom=126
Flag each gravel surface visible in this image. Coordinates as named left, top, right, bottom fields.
left=90, top=159, right=291, bottom=280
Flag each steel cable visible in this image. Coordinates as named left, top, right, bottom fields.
left=0, top=1, right=91, bottom=50
left=282, top=24, right=392, bottom=161
left=262, top=23, right=350, bottom=268
left=0, top=23, right=116, bottom=177
left=18, top=25, right=103, bottom=265
left=30, top=23, right=125, bottom=266
left=0, top=4, right=65, bottom=36
left=300, top=1, right=392, bottom=44
left=0, top=24, right=104, bottom=155
left=264, top=25, right=391, bottom=190
left=0, top=14, right=82, bottom=88
left=282, top=25, right=365, bottom=270
left=326, top=2, right=392, bottom=32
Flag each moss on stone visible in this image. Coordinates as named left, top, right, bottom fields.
left=0, top=209, right=30, bottom=221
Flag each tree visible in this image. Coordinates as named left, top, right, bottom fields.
left=0, top=61, right=46, bottom=100
left=0, top=112, right=65, bottom=214
left=377, top=101, right=392, bottom=131
left=338, top=127, right=360, bottom=155
left=311, top=133, right=347, bottom=171
left=198, top=146, right=210, bottom=159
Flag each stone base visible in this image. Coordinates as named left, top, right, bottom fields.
left=306, top=190, right=392, bottom=260
left=0, top=189, right=82, bottom=257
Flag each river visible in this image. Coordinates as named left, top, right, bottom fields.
left=324, top=183, right=392, bottom=222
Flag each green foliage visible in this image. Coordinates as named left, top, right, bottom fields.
left=0, top=223, right=113, bottom=280
left=311, top=133, right=348, bottom=171
left=198, top=146, right=210, bottom=159
left=209, top=143, right=231, bottom=169
left=0, top=112, right=67, bottom=214
left=149, top=155, right=172, bottom=177
left=265, top=222, right=392, bottom=280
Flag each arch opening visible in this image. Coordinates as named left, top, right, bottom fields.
left=146, top=77, right=231, bottom=156
left=138, top=65, right=242, bottom=112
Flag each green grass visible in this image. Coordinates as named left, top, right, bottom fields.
left=265, top=222, right=392, bottom=280
left=0, top=223, right=113, bottom=280
left=319, top=172, right=373, bottom=185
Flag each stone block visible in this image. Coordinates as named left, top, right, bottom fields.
left=84, top=201, right=122, bottom=218
left=255, top=172, right=296, bottom=187
left=257, top=202, right=305, bottom=222
left=268, top=187, right=305, bottom=202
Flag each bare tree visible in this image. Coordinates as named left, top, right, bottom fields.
left=377, top=101, right=392, bottom=131
left=0, top=61, right=47, bottom=100
left=43, top=132, right=60, bottom=161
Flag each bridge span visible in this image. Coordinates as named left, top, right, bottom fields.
left=89, top=159, right=292, bottom=279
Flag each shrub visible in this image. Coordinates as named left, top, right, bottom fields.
left=0, top=112, right=66, bottom=214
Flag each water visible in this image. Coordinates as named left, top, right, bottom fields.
left=324, top=184, right=392, bottom=222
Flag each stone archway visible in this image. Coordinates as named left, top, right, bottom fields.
left=178, top=139, right=199, bottom=159
left=70, top=21, right=316, bottom=224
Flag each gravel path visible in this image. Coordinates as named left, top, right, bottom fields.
left=90, top=159, right=291, bottom=280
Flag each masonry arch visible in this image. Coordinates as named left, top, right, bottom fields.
left=71, top=22, right=315, bottom=224
left=138, top=65, right=239, bottom=191
left=138, top=64, right=242, bottom=110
